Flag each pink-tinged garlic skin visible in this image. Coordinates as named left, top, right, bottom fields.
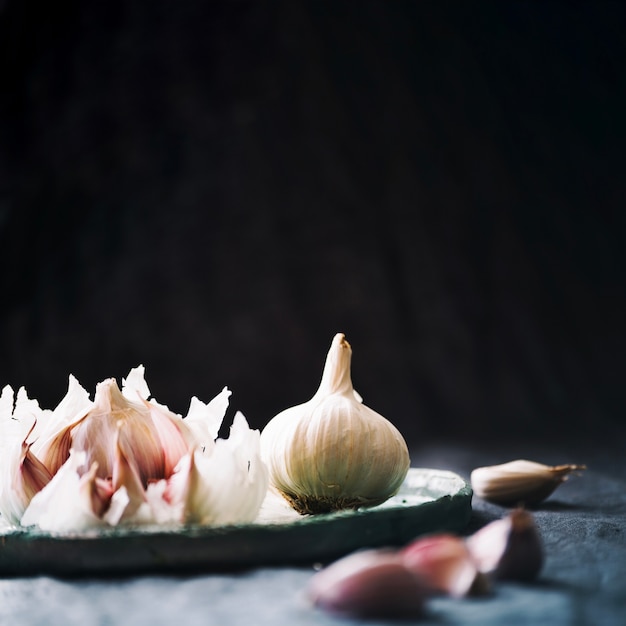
left=401, top=534, right=489, bottom=597
left=68, top=379, right=190, bottom=487
left=78, top=462, right=114, bottom=518
left=308, top=549, right=425, bottom=618
left=18, top=438, right=53, bottom=505
left=466, top=508, right=543, bottom=581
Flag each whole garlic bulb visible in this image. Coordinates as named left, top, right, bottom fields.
left=260, top=333, right=410, bottom=514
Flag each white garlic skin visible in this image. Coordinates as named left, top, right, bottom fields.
left=260, top=333, right=410, bottom=514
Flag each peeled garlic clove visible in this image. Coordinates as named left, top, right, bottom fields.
left=401, top=534, right=489, bottom=597
left=466, top=508, right=543, bottom=581
left=470, top=459, right=586, bottom=505
left=308, top=549, right=425, bottom=618
left=260, top=333, right=410, bottom=514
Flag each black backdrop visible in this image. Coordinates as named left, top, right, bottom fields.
left=1, top=1, right=624, bottom=446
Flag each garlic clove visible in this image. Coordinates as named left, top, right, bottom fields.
left=18, top=438, right=53, bottom=504
left=21, top=450, right=105, bottom=531
left=68, top=378, right=190, bottom=487
left=35, top=422, right=75, bottom=479
left=401, top=534, right=490, bottom=597
left=79, top=462, right=114, bottom=519
left=111, top=425, right=148, bottom=520
left=159, top=450, right=197, bottom=524
left=308, top=549, right=426, bottom=618
left=142, top=399, right=193, bottom=477
left=6, top=368, right=267, bottom=530
left=28, top=376, right=93, bottom=474
left=466, top=508, right=543, bottom=581
left=260, top=333, right=410, bottom=514
left=1, top=390, right=53, bottom=525
left=470, top=459, right=586, bottom=505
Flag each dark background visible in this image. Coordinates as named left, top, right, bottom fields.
left=0, top=1, right=624, bottom=447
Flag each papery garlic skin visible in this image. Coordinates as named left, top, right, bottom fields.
left=260, top=333, right=410, bottom=514
left=160, top=412, right=268, bottom=526
left=471, top=459, right=586, bottom=506
left=29, top=375, right=92, bottom=453
left=0, top=386, right=46, bottom=524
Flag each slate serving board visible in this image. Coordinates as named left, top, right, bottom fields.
left=0, top=468, right=471, bottom=577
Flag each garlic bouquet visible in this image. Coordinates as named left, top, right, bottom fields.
left=260, top=333, right=410, bottom=514
left=0, top=366, right=268, bottom=531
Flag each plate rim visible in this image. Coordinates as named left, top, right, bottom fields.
left=0, top=468, right=472, bottom=576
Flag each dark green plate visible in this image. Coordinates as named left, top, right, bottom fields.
left=0, top=468, right=471, bottom=577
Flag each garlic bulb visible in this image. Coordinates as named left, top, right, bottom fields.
left=260, top=333, right=410, bottom=514
left=2, top=367, right=268, bottom=531
left=470, top=459, right=586, bottom=506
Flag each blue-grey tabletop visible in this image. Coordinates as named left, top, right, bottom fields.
left=1, top=439, right=624, bottom=626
